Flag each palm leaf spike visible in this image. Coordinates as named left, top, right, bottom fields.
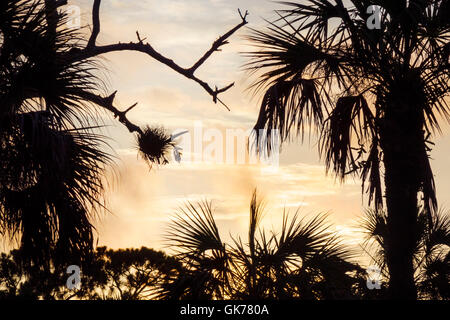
left=171, top=130, right=189, bottom=163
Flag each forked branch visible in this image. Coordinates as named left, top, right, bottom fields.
left=72, top=0, right=248, bottom=125
left=82, top=91, right=142, bottom=135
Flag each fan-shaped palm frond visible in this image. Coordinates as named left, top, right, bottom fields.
left=0, top=111, right=111, bottom=268
left=164, top=190, right=363, bottom=300
left=247, top=0, right=449, bottom=188
left=165, top=200, right=230, bottom=299
left=321, top=94, right=375, bottom=178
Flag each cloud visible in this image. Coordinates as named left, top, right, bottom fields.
left=95, top=150, right=364, bottom=250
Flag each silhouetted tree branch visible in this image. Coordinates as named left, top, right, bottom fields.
left=71, top=0, right=248, bottom=121
left=82, top=91, right=142, bottom=134
left=188, top=9, right=248, bottom=74
left=86, top=0, right=100, bottom=48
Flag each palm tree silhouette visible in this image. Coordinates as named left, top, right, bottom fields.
left=246, top=0, right=450, bottom=299
left=362, top=207, right=450, bottom=299
left=0, top=0, right=112, bottom=270
left=161, top=190, right=364, bottom=300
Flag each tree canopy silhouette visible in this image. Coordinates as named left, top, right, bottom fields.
left=0, top=246, right=181, bottom=300
left=2, top=193, right=447, bottom=300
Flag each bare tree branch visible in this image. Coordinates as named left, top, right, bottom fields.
left=73, top=42, right=234, bottom=110
left=82, top=91, right=142, bottom=135
left=87, top=0, right=101, bottom=48
left=136, top=31, right=146, bottom=44
left=67, top=0, right=247, bottom=115
left=188, top=9, right=249, bottom=74
left=55, top=0, right=68, bottom=8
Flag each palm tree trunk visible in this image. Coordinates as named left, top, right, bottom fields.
left=380, top=100, right=424, bottom=299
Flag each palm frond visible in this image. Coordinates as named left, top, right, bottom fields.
left=321, top=94, right=375, bottom=179
left=361, top=139, right=383, bottom=210
left=166, top=201, right=225, bottom=256
left=275, top=212, right=333, bottom=260
left=165, top=200, right=231, bottom=299
left=251, top=78, right=324, bottom=153
left=0, top=0, right=115, bottom=268
left=248, top=189, right=264, bottom=257
left=164, top=190, right=362, bottom=299
left=0, top=111, right=111, bottom=268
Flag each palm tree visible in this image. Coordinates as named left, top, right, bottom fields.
left=161, top=190, right=364, bottom=300
left=0, top=0, right=192, bottom=271
left=362, top=208, right=449, bottom=299
left=0, top=0, right=167, bottom=270
left=0, top=0, right=113, bottom=270
left=246, top=0, right=450, bottom=299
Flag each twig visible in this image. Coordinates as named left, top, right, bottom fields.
left=188, top=9, right=249, bottom=74
left=136, top=31, right=147, bottom=44
left=87, top=0, right=101, bottom=48
left=82, top=91, right=142, bottom=135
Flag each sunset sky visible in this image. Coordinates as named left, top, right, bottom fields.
left=47, top=0, right=450, bottom=263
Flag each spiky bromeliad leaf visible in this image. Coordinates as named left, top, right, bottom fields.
left=137, top=126, right=175, bottom=166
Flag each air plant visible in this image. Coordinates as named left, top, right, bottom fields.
left=137, top=126, right=176, bottom=166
